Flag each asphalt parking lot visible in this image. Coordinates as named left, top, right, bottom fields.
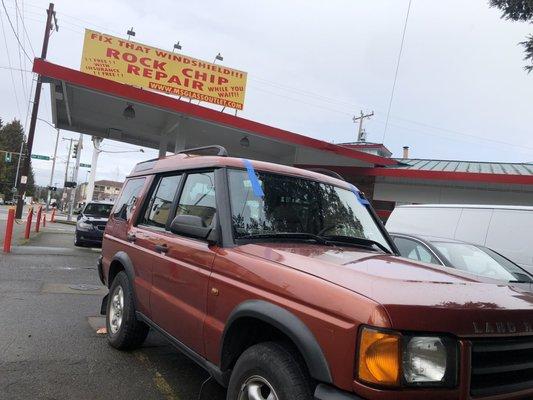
left=0, top=220, right=226, bottom=400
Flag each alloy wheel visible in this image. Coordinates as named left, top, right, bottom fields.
left=238, top=375, right=279, bottom=400
left=109, top=286, right=124, bottom=334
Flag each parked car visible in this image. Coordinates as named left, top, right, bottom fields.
left=390, top=232, right=533, bottom=288
left=74, top=201, right=114, bottom=247
left=98, top=146, right=533, bottom=400
left=386, top=204, right=533, bottom=274
left=0, top=198, right=4, bottom=205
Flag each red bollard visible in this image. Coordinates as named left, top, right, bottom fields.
left=51, top=208, right=56, bottom=223
left=35, top=206, right=42, bottom=233
left=25, top=207, right=34, bottom=239
left=42, top=213, right=46, bottom=227
left=3, top=208, right=15, bottom=253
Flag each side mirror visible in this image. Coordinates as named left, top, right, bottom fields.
left=170, top=214, right=218, bottom=243
left=77, top=214, right=82, bottom=220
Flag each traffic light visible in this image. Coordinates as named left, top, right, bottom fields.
left=5, top=152, right=12, bottom=162
left=72, top=143, right=79, bottom=158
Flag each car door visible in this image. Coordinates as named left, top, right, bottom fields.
left=105, top=177, right=153, bottom=316
left=141, top=171, right=217, bottom=356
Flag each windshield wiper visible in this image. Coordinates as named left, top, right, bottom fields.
left=508, top=280, right=533, bottom=284
left=239, top=232, right=334, bottom=246
left=323, top=235, right=392, bottom=254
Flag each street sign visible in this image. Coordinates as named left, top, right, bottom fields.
left=64, top=181, right=77, bottom=188
left=80, top=163, right=91, bottom=168
left=31, top=154, right=51, bottom=160
left=20, top=176, right=27, bottom=184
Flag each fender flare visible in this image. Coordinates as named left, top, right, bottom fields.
left=221, top=300, right=333, bottom=384
left=110, top=251, right=138, bottom=307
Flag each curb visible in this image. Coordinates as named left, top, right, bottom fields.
left=54, top=219, right=77, bottom=226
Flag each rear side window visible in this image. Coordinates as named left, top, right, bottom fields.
left=140, top=174, right=182, bottom=228
left=175, top=172, right=216, bottom=227
left=113, top=178, right=145, bottom=221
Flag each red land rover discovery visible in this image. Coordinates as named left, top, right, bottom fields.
left=98, top=146, right=533, bottom=400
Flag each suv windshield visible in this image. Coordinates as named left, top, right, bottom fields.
left=83, top=203, right=113, bottom=218
left=228, top=169, right=391, bottom=252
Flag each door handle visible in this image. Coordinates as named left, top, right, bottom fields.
left=155, top=244, right=169, bottom=254
left=127, top=233, right=137, bottom=243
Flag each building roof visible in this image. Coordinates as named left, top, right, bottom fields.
left=298, top=157, right=533, bottom=186
left=340, top=142, right=393, bottom=158
left=393, top=158, right=533, bottom=176
left=94, top=179, right=123, bottom=188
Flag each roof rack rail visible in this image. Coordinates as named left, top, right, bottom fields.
left=177, top=145, right=229, bottom=157
left=305, top=167, right=346, bottom=181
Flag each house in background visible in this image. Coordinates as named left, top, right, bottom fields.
left=93, top=180, right=123, bottom=202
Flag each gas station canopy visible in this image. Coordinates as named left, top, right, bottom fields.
left=34, top=59, right=395, bottom=168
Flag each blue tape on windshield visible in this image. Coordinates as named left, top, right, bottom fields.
left=349, top=184, right=370, bottom=206
left=243, top=159, right=264, bottom=197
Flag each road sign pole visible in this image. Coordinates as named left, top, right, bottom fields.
left=67, top=133, right=83, bottom=221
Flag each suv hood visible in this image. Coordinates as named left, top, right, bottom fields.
left=237, top=243, right=533, bottom=337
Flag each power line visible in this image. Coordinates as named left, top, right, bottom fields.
left=382, top=0, right=412, bottom=142
left=0, top=65, right=32, bottom=72
left=13, top=0, right=36, bottom=55
left=1, top=0, right=33, bottom=62
left=0, top=8, right=22, bottom=117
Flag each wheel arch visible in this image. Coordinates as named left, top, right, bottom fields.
left=108, top=251, right=135, bottom=287
left=220, top=300, right=333, bottom=384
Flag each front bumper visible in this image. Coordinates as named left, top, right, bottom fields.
left=314, top=384, right=363, bottom=400
left=76, top=227, right=104, bottom=243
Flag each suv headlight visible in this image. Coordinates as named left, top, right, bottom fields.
left=77, top=220, right=93, bottom=230
left=357, top=327, right=458, bottom=388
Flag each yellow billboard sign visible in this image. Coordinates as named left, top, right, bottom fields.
left=80, top=29, right=247, bottom=110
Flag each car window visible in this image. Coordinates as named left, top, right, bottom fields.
left=175, top=172, right=216, bottom=227
left=113, top=178, right=145, bottom=221
left=140, top=174, right=182, bottom=228
left=83, top=203, right=113, bottom=217
left=393, top=237, right=440, bottom=265
left=433, top=241, right=519, bottom=281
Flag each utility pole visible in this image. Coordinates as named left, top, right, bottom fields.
left=352, top=110, right=374, bottom=142
left=15, top=3, right=57, bottom=218
left=86, top=136, right=103, bottom=203
left=62, top=138, right=74, bottom=216
left=45, top=127, right=60, bottom=211
left=67, top=133, right=83, bottom=221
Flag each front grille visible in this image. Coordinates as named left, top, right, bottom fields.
left=470, top=336, right=533, bottom=397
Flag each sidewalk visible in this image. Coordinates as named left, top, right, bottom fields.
left=0, top=220, right=225, bottom=400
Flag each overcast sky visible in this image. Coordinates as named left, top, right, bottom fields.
left=1, top=0, right=532, bottom=187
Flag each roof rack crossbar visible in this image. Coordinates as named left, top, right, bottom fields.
left=177, top=145, right=229, bottom=157
left=305, top=168, right=346, bottom=181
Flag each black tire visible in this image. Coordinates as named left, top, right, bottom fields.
left=74, top=233, right=83, bottom=247
left=226, top=342, right=314, bottom=400
left=106, top=271, right=149, bottom=349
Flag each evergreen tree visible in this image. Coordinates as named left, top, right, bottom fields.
left=0, top=118, right=35, bottom=200
left=490, top=0, right=533, bottom=72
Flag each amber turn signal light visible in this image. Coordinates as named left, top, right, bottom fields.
left=358, top=327, right=400, bottom=386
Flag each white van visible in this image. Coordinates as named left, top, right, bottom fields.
left=386, top=204, right=533, bottom=274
